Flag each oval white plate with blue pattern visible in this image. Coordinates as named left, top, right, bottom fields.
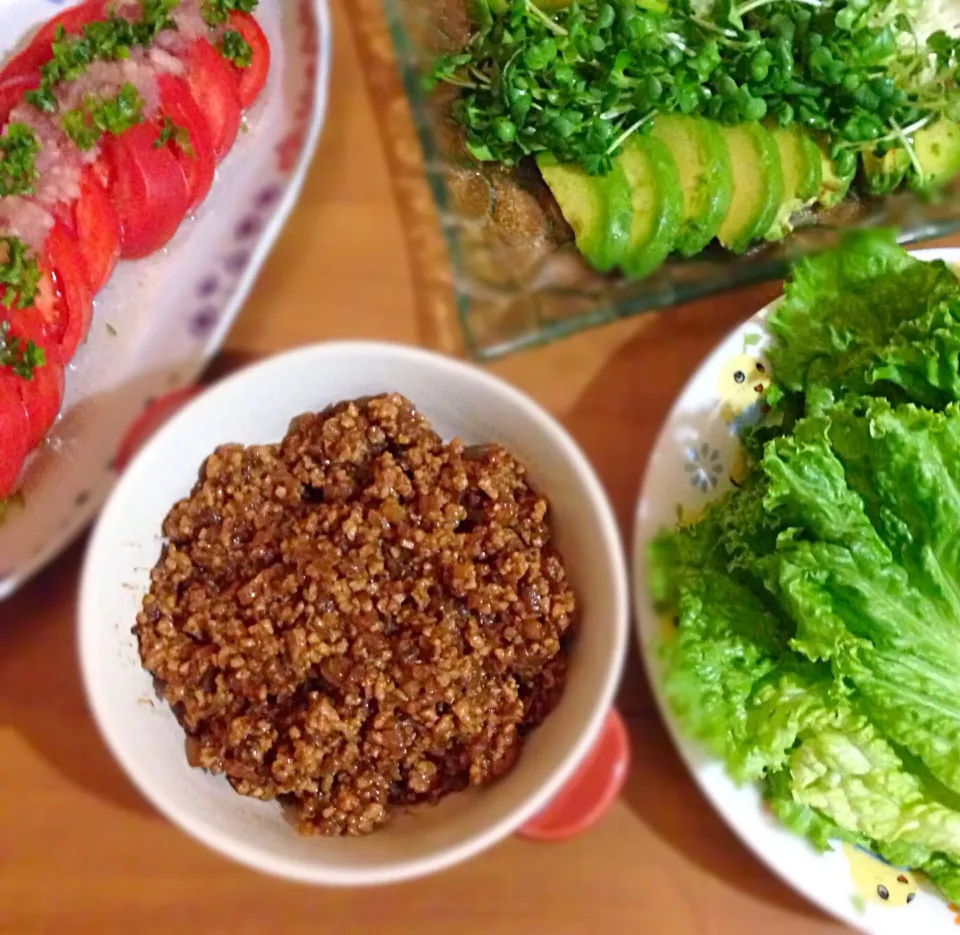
left=633, top=247, right=960, bottom=935
left=0, top=0, right=332, bottom=600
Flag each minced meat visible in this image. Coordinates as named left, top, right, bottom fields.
left=136, top=393, right=576, bottom=835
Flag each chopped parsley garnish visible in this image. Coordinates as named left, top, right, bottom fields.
left=0, top=319, right=45, bottom=381
left=24, top=1, right=180, bottom=113
left=431, top=0, right=960, bottom=176
left=62, top=84, right=145, bottom=151
left=0, top=236, right=41, bottom=310
left=220, top=28, right=253, bottom=68
left=201, top=0, right=258, bottom=27
left=0, top=124, right=39, bottom=197
left=154, top=116, right=195, bottom=157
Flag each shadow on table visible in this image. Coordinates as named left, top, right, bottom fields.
left=0, top=537, right=154, bottom=818
left=561, top=289, right=828, bottom=922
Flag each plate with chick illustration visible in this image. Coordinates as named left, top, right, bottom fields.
left=632, top=244, right=960, bottom=934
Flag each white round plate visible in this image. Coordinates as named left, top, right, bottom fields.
left=632, top=247, right=960, bottom=934
left=0, top=0, right=332, bottom=600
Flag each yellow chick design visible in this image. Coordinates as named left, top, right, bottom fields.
left=842, top=844, right=918, bottom=908
left=717, top=353, right=772, bottom=425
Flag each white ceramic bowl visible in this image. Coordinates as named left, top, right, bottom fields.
left=79, top=341, right=628, bottom=886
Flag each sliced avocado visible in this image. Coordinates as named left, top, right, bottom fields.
left=716, top=123, right=783, bottom=254
left=797, top=133, right=822, bottom=201
left=861, top=144, right=910, bottom=195
left=816, top=143, right=855, bottom=207
left=766, top=126, right=819, bottom=241
left=650, top=115, right=733, bottom=257
left=537, top=154, right=633, bottom=273
left=615, top=135, right=682, bottom=279
left=909, top=119, right=960, bottom=192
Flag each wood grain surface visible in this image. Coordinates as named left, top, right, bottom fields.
left=1, top=2, right=948, bottom=931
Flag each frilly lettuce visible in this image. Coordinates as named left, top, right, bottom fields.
left=650, top=230, right=960, bottom=900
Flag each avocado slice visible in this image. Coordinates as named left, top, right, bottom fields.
left=815, top=142, right=855, bottom=207
left=766, top=126, right=820, bottom=241
left=861, top=144, right=910, bottom=195
left=797, top=133, right=822, bottom=201
left=650, top=115, right=733, bottom=257
left=909, top=119, right=960, bottom=192
left=537, top=154, right=633, bottom=273
left=615, top=135, right=682, bottom=278
left=716, top=123, right=783, bottom=254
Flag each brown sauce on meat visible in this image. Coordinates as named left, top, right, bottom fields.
left=137, top=394, right=576, bottom=835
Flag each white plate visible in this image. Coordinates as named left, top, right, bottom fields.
left=0, top=0, right=332, bottom=599
left=632, top=248, right=960, bottom=934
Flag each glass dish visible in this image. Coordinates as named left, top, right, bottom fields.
left=380, top=0, right=960, bottom=360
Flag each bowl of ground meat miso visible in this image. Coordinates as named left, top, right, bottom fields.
left=79, top=342, right=628, bottom=885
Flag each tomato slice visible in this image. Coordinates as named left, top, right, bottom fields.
left=101, top=122, right=192, bottom=259
left=0, top=370, right=30, bottom=498
left=185, top=39, right=243, bottom=161
left=0, top=68, right=40, bottom=125
left=1, top=0, right=107, bottom=81
left=5, top=306, right=64, bottom=449
left=227, top=13, right=271, bottom=109
left=17, top=356, right=64, bottom=449
left=156, top=75, right=216, bottom=211
left=39, top=221, right=93, bottom=361
left=57, top=168, right=120, bottom=292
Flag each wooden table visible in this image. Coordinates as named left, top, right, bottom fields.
left=1, top=2, right=936, bottom=931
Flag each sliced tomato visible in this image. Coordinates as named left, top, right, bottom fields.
left=0, top=68, right=40, bottom=124
left=0, top=370, right=30, bottom=498
left=39, top=221, right=93, bottom=361
left=156, top=75, right=216, bottom=211
left=17, top=356, right=64, bottom=449
left=1, top=1, right=107, bottom=81
left=184, top=39, right=243, bottom=161
left=100, top=122, right=192, bottom=259
left=57, top=168, right=121, bottom=292
left=227, top=13, right=271, bottom=109
left=5, top=308, right=64, bottom=449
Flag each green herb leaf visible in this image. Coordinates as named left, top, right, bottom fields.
left=219, top=28, right=253, bottom=68
left=0, top=236, right=41, bottom=310
left=201, top=0, right=258, bottom=28
left=62, top=83, right=145, bottom=151
left=0, top=319, right=44, bottom=380
left=26, top=1, right=180, bottom=114
left=0, top=124, right=39, bottom=197
left=154, top=115, right=195, bottom=158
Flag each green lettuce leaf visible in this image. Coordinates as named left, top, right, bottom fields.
left=760, top=400, right=960, bottom=797
left=763, top=768, right=863, bottom=852
left=650, top=234, right=960, bottom=902
left=767, top=229, right=960, bottom=404
left=788, top=700, right=960, bottom=859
